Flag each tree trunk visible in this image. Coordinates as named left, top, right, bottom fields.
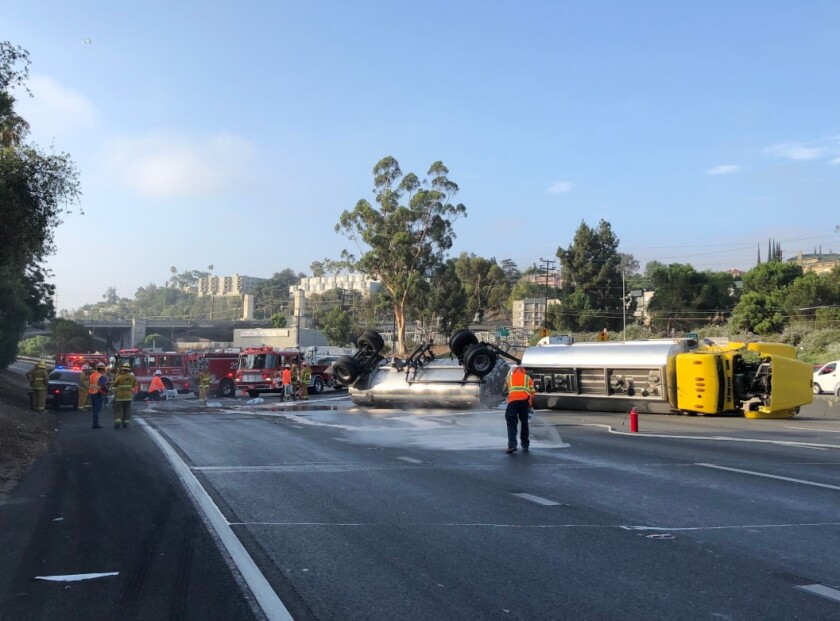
left=394, top=302, right=407, bottom=356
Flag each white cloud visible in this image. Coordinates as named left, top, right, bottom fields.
left=763, top=137, right=840, bottom=163
left=705, top=164, right=740, bottom=175
left=546, top=180, right=572, bottom=194
left=13, top=74, right=96, bottom=137
left=830, top=156, right=840, bottom=165
left=104, top=133, right=255, bottom=199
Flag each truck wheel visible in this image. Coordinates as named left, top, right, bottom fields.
left=312, top=375, right=324, bottom=394
left=218, top=378, right=235, bottom=398
left=813, top=383, right=822, bottom=395
left=835, top=386, right=840, bottom=398
left=463, top=344, right=497, bottom=377
left=248, top=390, right=260, bottom=398
left=449, top=329, right=478, bottom=359
left=333, top=356, right=362, bottom=385
left=358, top=330, right=385, bottom=354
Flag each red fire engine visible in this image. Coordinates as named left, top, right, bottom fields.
left=113, top=348, right=191, bottom=400
left=234, top=346, right=333, bottom=398
left=55, top=352, right=108, bottom=370
left=186, top=351, right=240, bottom=398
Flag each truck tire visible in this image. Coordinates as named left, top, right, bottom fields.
left=463, top=344, right=496, bottom=377
left=333, top=356, right=363, bottom=385
left=218, top=378, right=235, bottom=398
left=449, top=329, right=478, bottom=359
left=358, top=330, right=385, bottom=354
left=813, top=383, right=822, bottom=395
left=312, top=375, right=324, bottom=394
left=247, top=390, right=260, bottom=398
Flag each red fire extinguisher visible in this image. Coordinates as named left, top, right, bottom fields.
left=629, top=407, right=639, bottom=433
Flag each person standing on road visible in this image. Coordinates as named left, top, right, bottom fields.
left=112, top=363, right=137, bottom=429
left=504, top=364, right=535, bottom=454
left=280, top=364, right=293, bottom=402
left=78, top=365, right=90, bottom=410
left=29, top=361, right=49, bottom=413
left=88, top=362, right=108, bottom=428
left=198, top=365, right=211, bottom=406
left=299, top=363, right=311, bottom=401
left=147, top=369, right=166, bottom=401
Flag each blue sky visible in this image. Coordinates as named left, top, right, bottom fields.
left=7, top=1, right=840, bottom=310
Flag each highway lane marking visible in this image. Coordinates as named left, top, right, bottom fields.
left=397, top=456, right=423, bottom=464
left=622, top=522, right=840, bottom=532
left=797, top=584, right=840, bottom=604
left=138, top=417, right=293, bottom=621
left=35, top=572, right=119, bottom=582
left=696, top=463, right=840, bottom=491
left=584, top=423, right=840, bottom=450
left=512, top=493, right=561, bottom=506
left=785, top=425, right=840, bottom=433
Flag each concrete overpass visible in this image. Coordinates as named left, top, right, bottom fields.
left=79, top=318, right=272, bottom=350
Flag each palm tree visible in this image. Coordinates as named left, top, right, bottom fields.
left=0, top=92, right=29, bottom=147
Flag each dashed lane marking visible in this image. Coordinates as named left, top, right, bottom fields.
left=797, top=584, right=840, bottom=604
left=397, top=456, right=423, bottom=464
left=696, top=463, right=840, bottom=491
left=512, top=493, right=561, bottom=506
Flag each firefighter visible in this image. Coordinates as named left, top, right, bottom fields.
left=148, top=369, right=166, bottom=401
left=280, top=364, right=293, bottom=401
left=291, top=363, right=300, bottom=399
left=88, top=363, right=108, bottom=428
left=299, top=363, right=311, bottom=401
left=597, top=328, right=609, bottom=342
left=112, top=362, right=137, bottom=429
left=198, top=365, right=211, bottom=406
left=29, top=361, right=49, bottom=413
left=504, top=364, right=535, bottom=454
left=78, top=365, right=91, bottom=410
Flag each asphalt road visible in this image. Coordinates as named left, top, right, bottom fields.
left=3, top=366, right=840, bottom=620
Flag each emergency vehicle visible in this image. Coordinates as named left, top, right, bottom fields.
left=54, top=352, right=108, bottom=370
left=113, top=348, right=191, bottom=400
left=186, top=351, right=240, bottom=398
left=235, top=346, right=333, bottom=398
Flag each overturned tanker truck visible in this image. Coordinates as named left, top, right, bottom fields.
left=521, top=338, right=813, bottom=419
left=332, top=329, right=520, bottom=409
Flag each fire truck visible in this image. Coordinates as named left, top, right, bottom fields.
left=235, top=346, right=333, bottom=398
left=186, top=351, right=240, bottom=398
left=55, top=352, right=108, bottom=370
left=113, top=348, right=191, bottom=400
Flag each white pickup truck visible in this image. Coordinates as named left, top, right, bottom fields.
left=813, top=361, right=839, bottom=395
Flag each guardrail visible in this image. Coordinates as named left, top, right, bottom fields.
left=15, top=355, right=54, bottom=368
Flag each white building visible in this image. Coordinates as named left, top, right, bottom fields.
left=291, top=273, right=380, bottom=298
left=512, top=297, right=561, bottom=331
left=197, top=274, right=265, bottom=298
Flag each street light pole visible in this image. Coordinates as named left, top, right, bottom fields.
left=622, top=269, right=626, bottom=342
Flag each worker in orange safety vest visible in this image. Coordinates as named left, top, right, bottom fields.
left=88, top=362, right=109, bottom=429
left=504, top=365, right=535, bottom=454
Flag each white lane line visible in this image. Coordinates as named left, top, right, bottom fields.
left=227, top=520, right=840, bottom=530
left=786, top=426, right=840, bottom=433
left=583, top=423, right=840, bottom=450
left=622, top=522, right=840, bottom=532
left=138, top=418, right=293, bottom=621
left=35, top=572, right=118, bottom=582
left=797, top=584, right=840, bottom=604
left=397, top=456, right=423, bottom=464
left=512, top=493, right=561, bottom=506
left=696, top=463, right=840, bottom=491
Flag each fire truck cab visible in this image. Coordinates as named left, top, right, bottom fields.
left=235, top=346, right=332, bottom=398
left=186, top=351, right=240, bottom=398
left=113, top=348, right=191, bottom=400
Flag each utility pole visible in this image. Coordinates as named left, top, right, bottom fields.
left=539, top=257, right=557, bottom=331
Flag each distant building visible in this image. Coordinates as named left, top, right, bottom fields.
left=291, top=273, right=380, bottom=298
left=727, top=267, right=745, bottom=279
left=788, top=251, right=840, bottom=275
left=521, top=273, right=563, bottom=289
left=512, top=297, right=561, bottom=331
left=197, top=273, right=265, bottom=298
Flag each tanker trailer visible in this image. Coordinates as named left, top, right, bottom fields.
left=336, top=330, right=520, bottom=409
left=520, top=339, right=813, bottom=419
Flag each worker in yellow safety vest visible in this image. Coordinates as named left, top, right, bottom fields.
left=299, top=363, right=311, bottom=401
left=504, top=365, right=535, bottom=454
left=29, top=361, right=49, bottom=413
left=88, top=363, right=108, bottom=428
left=112, top=363, right=137, bottom=429
left=78, top=365, right=91, bottom=410
left=198, top=366, right=211, bottom=406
